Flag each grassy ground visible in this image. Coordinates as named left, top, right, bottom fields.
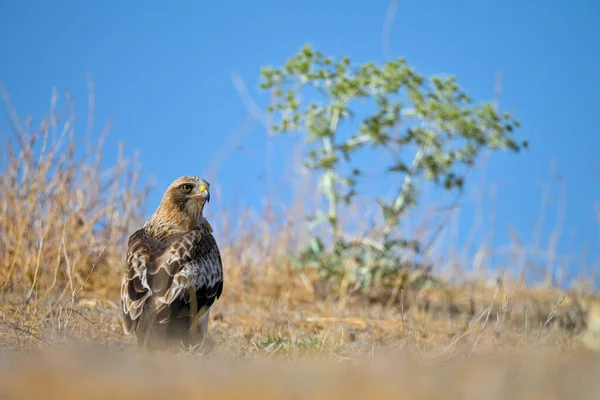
left=2, top=90, right=600, bottom=399
left=1, top=278, right=600, bottom=399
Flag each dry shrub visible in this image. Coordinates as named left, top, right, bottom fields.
left=0, top=86, right=148, bottom=305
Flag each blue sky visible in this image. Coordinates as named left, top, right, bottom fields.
left=1, top=1, right=599, bottom=284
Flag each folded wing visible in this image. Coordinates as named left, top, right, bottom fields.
left=120, top=227, right=223, bottom=336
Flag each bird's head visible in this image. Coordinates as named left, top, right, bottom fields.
left=149, top=176, right=212, bottom=232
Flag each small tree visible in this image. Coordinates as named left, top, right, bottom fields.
left=260, top=45, right=527, bottom=292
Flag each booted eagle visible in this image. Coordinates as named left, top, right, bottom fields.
left=120, top=176, right=223, bottom=350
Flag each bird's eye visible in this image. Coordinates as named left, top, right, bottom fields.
left=181, top=184, right=193, bottom=193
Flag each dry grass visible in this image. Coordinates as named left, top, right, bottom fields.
left=0, top=86, right=146, bottom=301
left=1, top=88, right=600, bottom=398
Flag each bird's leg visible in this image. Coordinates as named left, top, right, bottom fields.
left=198, top=310, right=210, bottom=340
left=139, top=310, right=167, bottom=350
left=189, top=308, right=210, bottom=348
left=188, top=287, right=198, bottom=346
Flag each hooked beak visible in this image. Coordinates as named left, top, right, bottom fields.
left=199, top=185, right=210, bottom=203
left=190, top=185, right=210, bottom=202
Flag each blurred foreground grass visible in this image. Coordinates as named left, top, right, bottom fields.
left=1, top=344, right=600, bottom=399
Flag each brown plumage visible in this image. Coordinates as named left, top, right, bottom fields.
left=120, top=176, right=223, bottom=350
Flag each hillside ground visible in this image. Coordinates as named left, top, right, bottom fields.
left=1, top=94, right=600, bottom=399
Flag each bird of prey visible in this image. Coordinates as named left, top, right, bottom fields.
left=120, top=176, right=223, bottom=350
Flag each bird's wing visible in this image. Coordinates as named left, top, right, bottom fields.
left=120, top=229, right=154, bottom=335
left=121, top=227, right=223, bottom=334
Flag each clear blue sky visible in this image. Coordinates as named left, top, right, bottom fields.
left=1, top=1, right=599, bottom=284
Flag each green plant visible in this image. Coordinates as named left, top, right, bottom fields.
left=260, top=45, right=527, bottom=292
